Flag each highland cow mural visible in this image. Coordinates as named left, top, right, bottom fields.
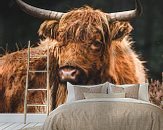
left=0, top=0, right=147, bottom=113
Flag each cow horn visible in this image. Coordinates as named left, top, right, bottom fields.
left=108, top=0, right=143, bottom=21
left=15, top=0, right=65, bottom=20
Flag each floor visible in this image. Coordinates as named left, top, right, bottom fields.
left=0, top=122, right=43, bottom=130
left=0, top=114, right=46, bottom=130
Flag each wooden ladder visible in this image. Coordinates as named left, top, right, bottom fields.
left=24, top=41, right=50, bottom=124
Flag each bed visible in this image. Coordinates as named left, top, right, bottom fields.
left=42, top=98, right=163, bottom=130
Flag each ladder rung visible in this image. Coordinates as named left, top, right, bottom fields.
left=30, top=55, right=47, bottom=58
left=27, top=104, right=47, bottom=107
left=28, top=89, right=47, bottom=91
left=29, top=70, right=47, bottom=73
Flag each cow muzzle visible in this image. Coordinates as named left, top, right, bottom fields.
left=59, top=66, right=87, bottom=84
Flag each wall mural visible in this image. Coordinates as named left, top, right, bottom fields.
left=0, top=0, right=162, bottom=113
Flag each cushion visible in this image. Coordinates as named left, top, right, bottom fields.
left=84, top=92, right=126, bottom=99
left=66, top=82, right=108, bottom=103
left=107, top=83, right=149, bottom=101
left=108, top=83, right=139, bottom=99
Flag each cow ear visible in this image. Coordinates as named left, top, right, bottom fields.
left=110, top=21, right=133, bottom=41
left=38, top=20, right=59, bottom=39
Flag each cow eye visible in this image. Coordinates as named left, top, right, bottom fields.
left=90, top=41, right=102, bottom=51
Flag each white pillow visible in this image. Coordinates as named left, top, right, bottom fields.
left=107, top=82, right=149, bottom=101
left=108, top=83, right=139, bottom=99
left=84, top=92, right=126, bottom=99
left=138, top=83, right=149, bottom=102
left=66, top=82, right=108, bottom=103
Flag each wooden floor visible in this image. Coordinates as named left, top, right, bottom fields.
left=0, top=122, right=43, bottom=130
left=0, top=114, right=46, bottom=130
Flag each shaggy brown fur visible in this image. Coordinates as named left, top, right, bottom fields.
left=0, top=40, right=59, bottom=112
left=0, top=6, right=147, bottom=112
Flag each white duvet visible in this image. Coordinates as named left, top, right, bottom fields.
left=43, top=98, right=163, bottom=130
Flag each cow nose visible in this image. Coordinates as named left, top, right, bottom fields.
left=59, top=67, right=79, bottom=82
